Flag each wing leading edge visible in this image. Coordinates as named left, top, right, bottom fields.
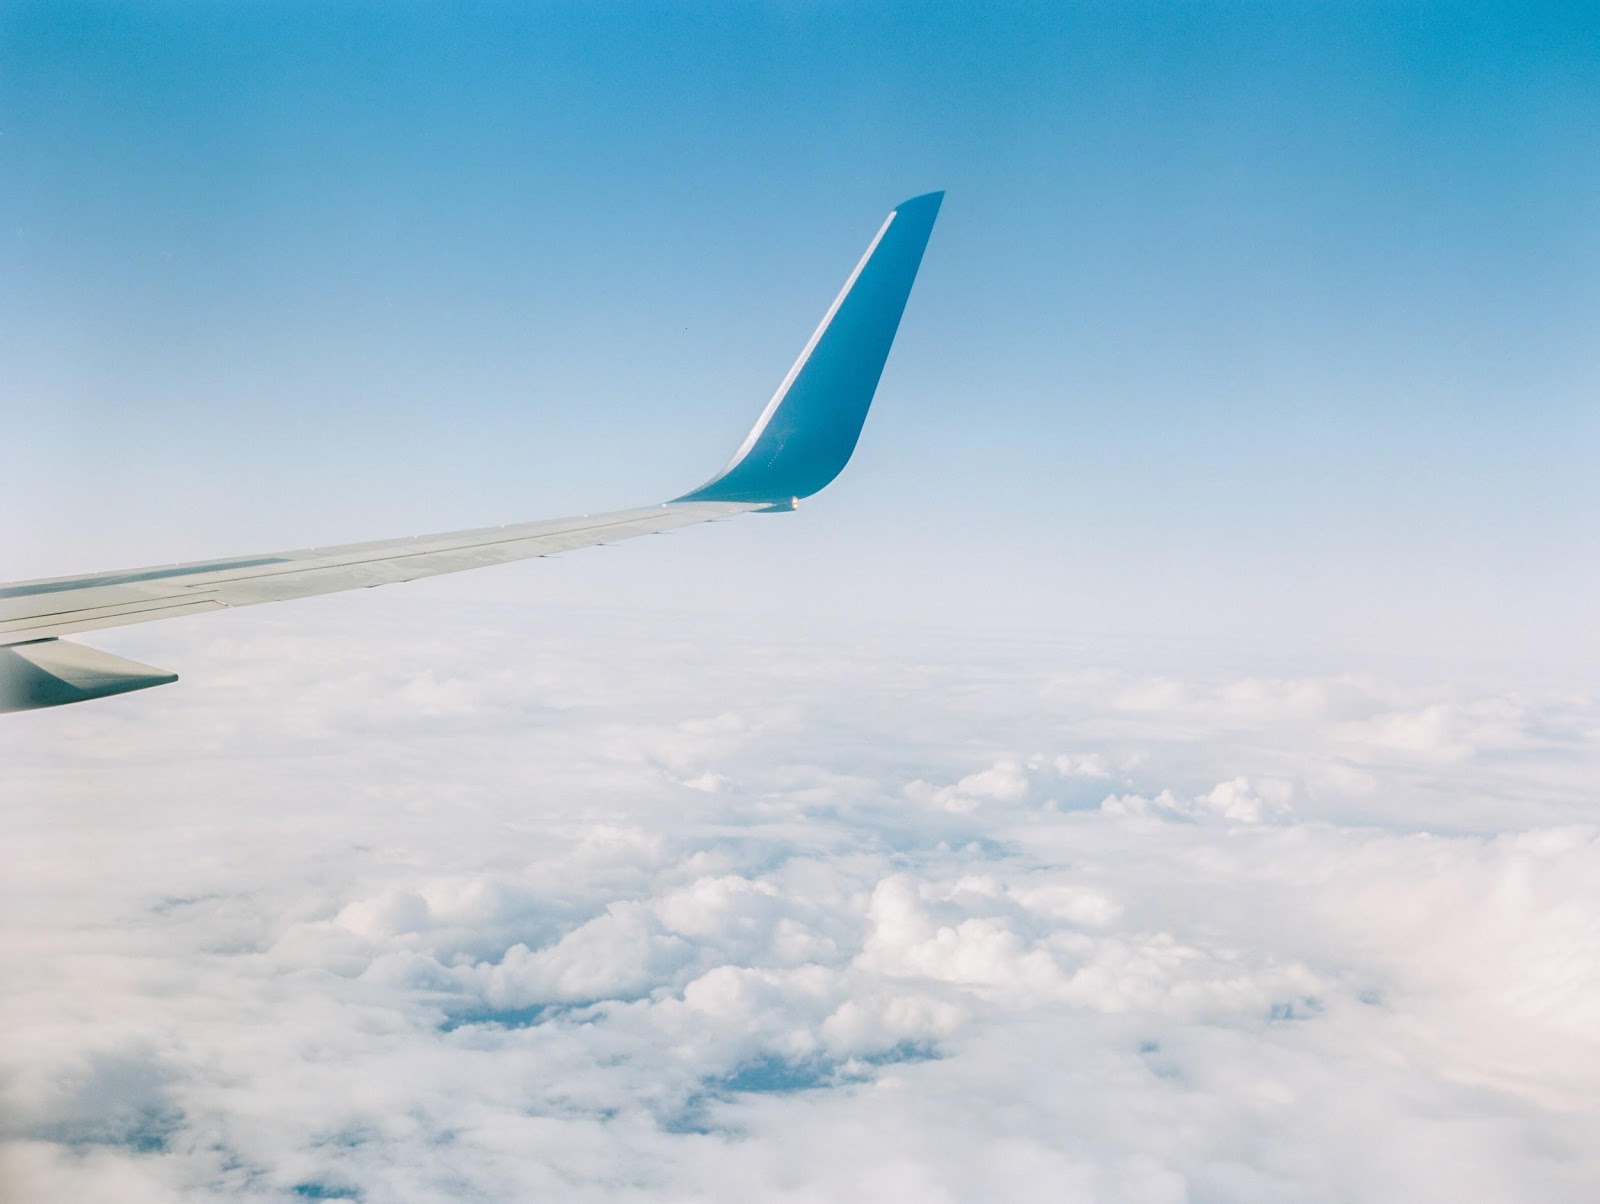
left=1, top=192, right=943, bottom=713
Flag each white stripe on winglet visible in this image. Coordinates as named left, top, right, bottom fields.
left=719, top=208, right=899, bottom=472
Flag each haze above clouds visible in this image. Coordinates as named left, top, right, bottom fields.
left=3, top=587, right=1597, bottom=1202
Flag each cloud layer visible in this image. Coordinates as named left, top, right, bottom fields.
left=3, top=593, right=1597, bottom=1202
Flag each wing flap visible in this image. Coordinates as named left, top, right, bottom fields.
left=0, top=595, right=228, bottom=640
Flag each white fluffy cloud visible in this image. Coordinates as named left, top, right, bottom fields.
left=2, top=589, right=1597, bottom=1202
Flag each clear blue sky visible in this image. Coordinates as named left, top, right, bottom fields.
left=4, top=1, right=1596, bottom=668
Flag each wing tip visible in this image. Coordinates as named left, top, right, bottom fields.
left=896, top=190, right=945, bottom=212
left=671, top=191, right=943, bottom=507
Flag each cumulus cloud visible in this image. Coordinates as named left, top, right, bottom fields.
left=2, top=593, right=1598, bottom=1202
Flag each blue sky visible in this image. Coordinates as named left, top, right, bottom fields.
left=4, top=1, right=1596, bottom=667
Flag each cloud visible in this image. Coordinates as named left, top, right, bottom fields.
left=2, top=596, right=1598, bottom=1201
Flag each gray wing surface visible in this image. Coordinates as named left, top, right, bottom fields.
left=0, top=502, right=757, bottom=646
left=1, top=192, right=942, bottom=713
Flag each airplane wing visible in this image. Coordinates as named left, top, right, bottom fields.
left=1, top=192, right=943, bottom=713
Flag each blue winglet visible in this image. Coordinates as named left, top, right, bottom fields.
left=673, top=192, right=943, bottom=506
